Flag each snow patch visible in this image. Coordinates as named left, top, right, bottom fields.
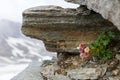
left=0, top=64, right=28, bottom=80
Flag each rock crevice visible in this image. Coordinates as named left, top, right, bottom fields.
left=65, top=0, right=120, bottom=30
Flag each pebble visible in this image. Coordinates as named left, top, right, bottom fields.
left=112, top=69, right=119, bottom=76
left=115, top=54, right=120, bottom=61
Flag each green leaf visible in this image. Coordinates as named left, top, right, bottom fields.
left=89, top=31, right=115, bottom=60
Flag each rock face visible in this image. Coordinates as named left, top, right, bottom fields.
left=22, top=5, right=117, bottom=53
left=65, top=0, right=120, bottom=30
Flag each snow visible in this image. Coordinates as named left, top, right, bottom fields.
left=11, top=62, right=43, bottom=80
left=0, top=56, right=15, bottom=64
left=0, top=64, right=28, bottom=80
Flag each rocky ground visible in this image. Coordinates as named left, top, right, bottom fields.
left=40, top=53, right=120, bottom=80
left=12, top=52, right=120, bottom=80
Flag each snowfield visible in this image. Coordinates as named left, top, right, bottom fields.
left=0, top=64, right=28, bottom=80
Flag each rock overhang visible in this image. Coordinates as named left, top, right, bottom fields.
left=22, top=5, right=118, bottom=53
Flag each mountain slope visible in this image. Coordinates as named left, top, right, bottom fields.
left=0, top=19, right=56, bottom=65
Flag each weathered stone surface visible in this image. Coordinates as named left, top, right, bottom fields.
left=12, top=58, right=120, bottom=80
left=109, top=76, right=120, bottom=80
left=22, top=5, right=117, bottom=53
left=40, top=60, right=107, bottom=80
left=40, top=62, right=70, bottom=80
left=115, top=54, right=120, bottom=61
left=65, top=0, right=120, bottom=30
left=66, top=68, right=104, bottom=80
left=112, top=69, right=120, bottom=76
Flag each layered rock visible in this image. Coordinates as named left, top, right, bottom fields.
left=22, top=5, right=117, bottom=53
left=65, top=0, right=120, bottom=30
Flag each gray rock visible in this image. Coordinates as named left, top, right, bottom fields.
left=65, top=0, right=120, bottom=30
left=41, top=60, right=55, bottom=67
left=40, top=62, right=70, bottom=80
left=109, top=76, right=120, bottom=80
left=45, top=74, right=70, bottom=80
left=112, top=69, right=120, bottom=76
left=115, top=54, right=120, bottom=61
left=66, top=68, right=104, bottom=80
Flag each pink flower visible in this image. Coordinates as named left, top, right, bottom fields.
left=79, top=48, right=84, bottom=53
left=77, top=42, right=86, bottom=50
left=77, top=42, right=90, bottom=59
left=79, top=43, right=86, bottom=49
left=80, top=52, right=90, bottom=59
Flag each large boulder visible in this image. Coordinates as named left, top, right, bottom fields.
left=22, top=5, right=117, bottom=53
left=65, top=0, right=120, bottom=30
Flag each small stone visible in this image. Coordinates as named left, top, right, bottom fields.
left=105, top=72, right=111, bottom=77
left=41, top=60, right=54, bottom=67
left=108, top=76, right=120, bottom=80
left=66, top=68, right=103, bottom=80
left=100, top=64, right=108, bottom=76
left=108, top=60, right=119, bottom=71
left=40, top=63, right=70, bottom=80
left=92, top=57, right=99, bottom=62
left=112, top=69, right=120, bottom=76
left=115, top=54, right=120, bottom=61
left=76, top=5, right=91, bottom=15
left=72, top=60, right=79, bottom=66
left=117, top=64, right=120, bottom=69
